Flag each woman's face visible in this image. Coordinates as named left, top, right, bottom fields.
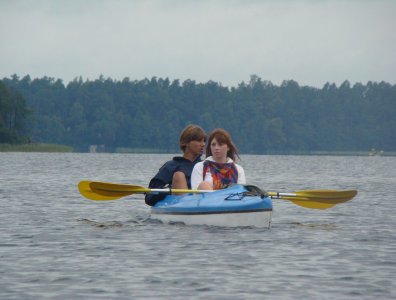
left=210, top=137, right=229, bottom=163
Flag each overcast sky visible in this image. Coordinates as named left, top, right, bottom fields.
left=1, top=0, right=395, bottom=88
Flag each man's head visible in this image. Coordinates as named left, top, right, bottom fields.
left=179, top=124, right=206, bottom=153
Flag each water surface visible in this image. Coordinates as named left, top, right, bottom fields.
left=0, top=153, right=395, bottom=299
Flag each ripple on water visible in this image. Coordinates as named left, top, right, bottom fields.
left=0, top=153, right=395, bottom=299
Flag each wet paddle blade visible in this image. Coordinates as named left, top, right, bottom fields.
left=90, top=181, right=150, bottom=194
left=294, top=189, right=358, bottom=200
left=269, top=189, right=358, bottom=209
left=78, top=181, right=142, bottom=200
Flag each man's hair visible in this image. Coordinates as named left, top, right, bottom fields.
left=179, top=125, right=206, bottom=152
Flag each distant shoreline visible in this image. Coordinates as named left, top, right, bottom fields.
left=1, top=143, right=395, bottom=156
left=0, top=143, right=73, bottom=153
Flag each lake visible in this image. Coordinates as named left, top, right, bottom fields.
left=0, top=153, right=395, bottom=299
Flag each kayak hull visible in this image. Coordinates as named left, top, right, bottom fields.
left=151, top=210, right=272, bottom=228
left=151, top=185, right=273, bottom=228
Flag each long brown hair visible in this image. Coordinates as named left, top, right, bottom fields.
left=206, top=128, right=239, bottom=161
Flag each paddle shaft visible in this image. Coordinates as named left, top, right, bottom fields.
left=268, top=192, right=297, bottom=198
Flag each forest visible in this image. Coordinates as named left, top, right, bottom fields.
left=0, top=81, right=30, bottom=144
left=1, top=74, right=395, bottom=154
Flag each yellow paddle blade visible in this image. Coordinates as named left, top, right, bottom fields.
left=279, top=196, right=355, bottom=209
left=295, top=189, right=358, bottom=200
left=90, top=181, right=150, bottom=194
left=269, top=189, right=358, bottom=209
left=282, top=198, right=336, bottom=209
left=78, top=181, right=138, bottom=201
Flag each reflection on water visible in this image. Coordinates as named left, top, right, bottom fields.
left=77, top=218, right=124, bottom=228
left=288, top=222, right=339, bottom=229
left=0, top=153, right=395, bottom=299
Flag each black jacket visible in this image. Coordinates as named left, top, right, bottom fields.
left=144, top=156, right=201, bottom=206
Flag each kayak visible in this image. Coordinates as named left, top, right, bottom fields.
left=150, top=184, right=273, bottom=228
left=78, top=181, right=357, bottom=228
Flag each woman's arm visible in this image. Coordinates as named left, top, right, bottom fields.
left=190, top=162, right=204, bottom=189
left=237, top=164, right=246, bottom=184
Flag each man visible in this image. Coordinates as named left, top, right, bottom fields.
left=145, top=124, right=206, bottom=206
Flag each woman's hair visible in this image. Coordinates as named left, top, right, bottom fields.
left=206, top=128, right=239, bottom=161
left=179, top=124, right=207, bottom=152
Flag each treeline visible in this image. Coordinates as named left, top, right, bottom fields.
left=0, top=81, right=30, bottom=144
left=1, top=74, right=395, bottom=153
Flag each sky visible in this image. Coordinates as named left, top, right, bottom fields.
left=1, top=0, right=395, bottom=88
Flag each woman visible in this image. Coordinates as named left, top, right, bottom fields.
left=191, top=128, right=246, bottom=190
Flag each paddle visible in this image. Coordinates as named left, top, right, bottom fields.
left=267, top=190, right=357, bottom=209
left=78, top=180, right=357, bottom=209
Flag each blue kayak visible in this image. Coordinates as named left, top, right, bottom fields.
left=151, top=185, right=273, bottom=228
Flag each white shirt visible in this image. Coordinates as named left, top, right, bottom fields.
left=191, top=156, right=246, bottom=189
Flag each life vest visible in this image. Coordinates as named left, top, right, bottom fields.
left=203, top=160, right=238, bottom=190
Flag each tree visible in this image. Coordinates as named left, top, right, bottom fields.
left=0, top=81, right=31, bottom=143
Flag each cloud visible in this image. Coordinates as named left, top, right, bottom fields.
left=1, top=0, right=395, bottom=87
